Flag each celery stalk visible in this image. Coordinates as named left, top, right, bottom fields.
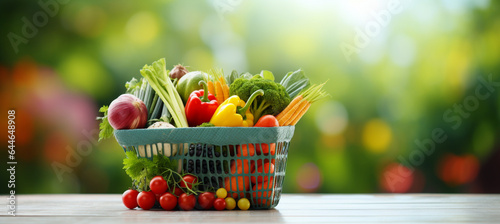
left=140, top=58, right=188, bottom=128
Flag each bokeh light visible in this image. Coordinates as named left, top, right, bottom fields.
left=315, top=101, right=348, bottom=135
left=380, top=163, right=413, bottom=193
left=125, top=11, right=159, bottom=45
left=296, top=163, right=322, bottom=193
left=362, top=119, right=392, bottom=153
left=438, top=154, right=480, bottom=186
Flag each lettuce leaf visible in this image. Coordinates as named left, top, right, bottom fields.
left=280, top=69, right=311, bottom=99
left=123, top=150, right=178, bottom=191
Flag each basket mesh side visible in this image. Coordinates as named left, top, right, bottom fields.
left=116, top=127, right=294, bottom=209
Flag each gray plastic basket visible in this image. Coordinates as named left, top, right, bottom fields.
left=114, top=126, right=295, bottom=209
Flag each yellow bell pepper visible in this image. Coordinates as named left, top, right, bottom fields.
left=210, top=89, right=264, bottom=127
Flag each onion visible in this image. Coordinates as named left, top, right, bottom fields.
left=108, top=94, right=148, bottom=130
left=169, top=64, right=189, bottom=79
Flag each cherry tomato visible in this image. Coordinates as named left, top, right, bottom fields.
left=159, top=192, right=177, bottom=211
left=238, top=198, right=250, bottom=210
left=122, top=189, right=139, bottom=209
left=225, top=197, right=236, bottom=210
left=213, top=198, right=226, bottom=211
left=150, top=176, right=168, bottom=194
left=180, top=175, right=198, bottom=189
left=178, top=193, right=196, bottom=211
left=216, top=188, right=227, bottom=199
left=137, top=191, right=155, bottom=210
left=172, top=186, right=184, bottom=197
left=198, top=192, right=216, bottom=209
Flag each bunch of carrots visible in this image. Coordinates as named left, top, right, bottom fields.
left=207, top=68, right=230, bottom=104
left=276, top=83, right=328, bottom=126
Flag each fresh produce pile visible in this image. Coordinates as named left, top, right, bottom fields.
left=98, top=58, right=327, bottom=210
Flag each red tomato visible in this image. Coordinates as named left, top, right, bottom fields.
left=122, top=189, right=139, bottom=209
left=253, top=115, right=278, bottom=156
left=180, top=175, right=198, bottom=189
left=254, top=115, right=279, bottom=127
left=150, top=176, right=168, bottom=194
left=137, top=191, right=155, bottom=210
left=198, top=192, right=216, bottom=209
left=159, top=192, right=178, bottom=211
left=172, top=186, right=184, bottom=197
left=213, top=198, right=226, bottom=211
left=178, top=193, right=196, bottom=211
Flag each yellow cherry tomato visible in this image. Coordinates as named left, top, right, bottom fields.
left=225, top=197, right=236, bottom=210
left=216, top=188, right=227, bottom=199
left=237, top=198, right=250, bottom=210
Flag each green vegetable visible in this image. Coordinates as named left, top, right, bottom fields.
left=176, top=71, right=208, bottom=104
left=258, top=70, right=275, bottom=81
left=125, top=77, right=169, bottom=121
left=140, top=58, right=189, bottom=128
left=197, top=122, right=215, bottom=127
left=225, top=70, right=253, bottom=85
left=229, top=76, right=291, bottom=123
left=123, top=151, right=200, bottom=194
left=125, top=77, right=141, bottom=95
left=280, top=69, right=310, bottom=99
left=97, top=106, right=114, bottom=141
left=123, top=151, right=178, bottom=191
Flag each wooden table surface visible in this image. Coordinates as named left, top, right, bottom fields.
left=2, top=194, right=499, bottom=223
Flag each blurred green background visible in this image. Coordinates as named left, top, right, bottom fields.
left=1, top=0, right=499, bottom=194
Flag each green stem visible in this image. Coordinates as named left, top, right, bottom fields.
left=253, top=99, right=271, bottom=123
left=198, top=80, right=210, bottom=102
left=238, top=89, right=264, bottom=116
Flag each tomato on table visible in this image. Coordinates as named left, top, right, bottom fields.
left=122, top=189, right=139, bottom=209
left=213, top=198, right=226, bottom=211
left=198, top=192, right=216, bottom=209
left=178, top=193, right=196, bottom=211
left=137, top=191, right=155, bottom=210
left=159, top=192, right=177, bottom=211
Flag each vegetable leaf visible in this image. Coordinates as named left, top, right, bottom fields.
left=226, top=70, right=239, bottom=85
left=125, top=77, right=143, bottom=96
left=280, top=69, right=311, bottom=99
left=226, top=70, right=253, bottom=85
left=259, top=70, right=275, bottom=81
left=123, top=150, right=179, bottom=191
left=123, top=151, right=147, bottom=179
left=97, top=105, right=114, bottom=141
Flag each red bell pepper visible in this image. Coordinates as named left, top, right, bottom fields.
left=185, top=81, right=219, bottom=127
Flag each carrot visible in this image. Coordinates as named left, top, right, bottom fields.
left=224, top=176, right=249, bottom=198
left=219, top=76, right=226, bottom=85
left=222, top=84, right=229, bottom=101
left=282, top=100, right=309, bottom=126
left=215, top=82, right=224, bottom=103
left=252, top=178, right=274, bottom=206
left=276, top=95, right=303, bottom=121
left=225, top=159, right=251, bottom=198
left=286, top=101, right=311, bottom=126
left=277, top=82, right=329, bottom=126
left=207, top=68, right=230, bottom=103
left=278, top=99, right=305, bottom=126
left=251, top=160, right=274, bottom=184
left=237, top=144, right=256, bottom=157
left=207, top=81, right=215, bottom=96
